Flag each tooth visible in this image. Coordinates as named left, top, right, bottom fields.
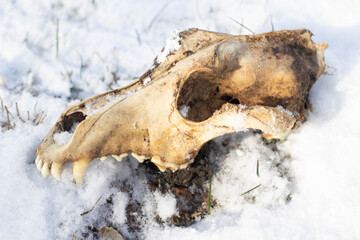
left=41, top=162, right=50, bottom=177
left=179, top=162, right=189, bottom=170
left=100, top=156, right=107, bottom=162
left=151, top=155, right=166, bottom=172
left=112, top=153, right=127, bottom=162
left=131, top=153, right=147, bottom=163
left=73, top=157, right=91, bottom=184
left=180, top=159, right=194, bottom=169
left=36, top=156, right=43, bottom=171
left=51, top=162, right=63, bottom=180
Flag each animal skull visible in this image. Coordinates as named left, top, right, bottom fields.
left=35, top=28, right=327, bottom=184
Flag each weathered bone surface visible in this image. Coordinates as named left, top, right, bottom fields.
left=35, top=29, right=327, bottom=183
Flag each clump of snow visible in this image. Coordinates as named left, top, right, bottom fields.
left=112, top=192, right=129, bottom=225
left=275, top=105, right=294, bottom=117
left=153, top=190, right=177, bottom=220
left=53, top=131, right=73, bottom=145
left=53, top=122, right=79, bottom=145
left=143, top=77, right=152, bottom=85
left=156, top=30, right=182, bottom=63
left=211, top=134, right=292, bottom=211
left=179, top=104, right=190, bottom=118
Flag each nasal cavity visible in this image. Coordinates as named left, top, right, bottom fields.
left=61, top=112, right=86, bottom=132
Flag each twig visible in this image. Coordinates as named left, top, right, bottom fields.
left=5, top=106, right=12, bottom=121
left=77, top=52, right=85, bottom=80
left=36, top=111, right=44, bottom=125
left=135, top=29, right=142, bottom=46
left=270, top=16, right=274, bottom=32
left=0, top=76, right=7, bottom=88
left=0, top=96, right=4, bottom=113
left=256, top=160, right=260, bottom=177
left=207, top=178, right=212, bottom=215
left=15, top=102, right=20, bottom=117
left=56, top=19, right=59, bottom=58
left=5, top=106, right=11, bottom=129
left=16, top=102, right=25, bottom=123
left=38, top=113, right=47, bottom=125
left=147, top=1, right=172, bottom=31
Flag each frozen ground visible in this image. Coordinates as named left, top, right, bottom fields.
left=1, top=0, right=360, bottom=239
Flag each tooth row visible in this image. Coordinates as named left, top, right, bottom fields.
left=150, top=155, right=190, bottom=172
left=36, top=155, right=64, bottom=180
left=35, top=152, right=189, bottom=184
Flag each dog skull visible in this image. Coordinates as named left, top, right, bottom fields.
left=35, top=29, right=327, bottom=183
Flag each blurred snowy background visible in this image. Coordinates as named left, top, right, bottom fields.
left=0, top=0, right=360, bottom=239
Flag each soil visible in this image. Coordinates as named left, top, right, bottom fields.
left=81, top=140, right=217, bottom=240
left=145, top=142, right=216, bottom=227
left=81, top=132, right=291, bottom=239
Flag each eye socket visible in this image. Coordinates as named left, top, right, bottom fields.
left=177, top=71, right=240, bottom=122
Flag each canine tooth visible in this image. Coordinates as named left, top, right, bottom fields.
left=131, top=153, right=147, bottom=163
left=73, top=157, right=91, bottom=184
left=36, top=157, right=43, bottom=171
left=51, top=162, right=63, bottom=180
left=100, top=156, right=107, bottom=162
left=112, top=153, right=127, bottom=162
left=41, top=162, right=50, bottom=177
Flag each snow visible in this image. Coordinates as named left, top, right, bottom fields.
left=156, top=30, right=182, bottom=63
left=143, top=77, right=152, bottom=85
left=1, top=0, right=360, bottom=239
left=153, top=191, right=177, bottom=220
left=179, top=104, right=190, bottom=118
left=54, top=122, right=79, bottom=145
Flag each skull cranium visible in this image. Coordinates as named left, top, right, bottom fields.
left=35, top=28, right=327, bottom=183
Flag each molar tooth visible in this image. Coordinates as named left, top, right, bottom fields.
left=112, top=153, right=127, bottom=162
left=51, top=162, right=63, bottom=180
left=179, top=162, right=190, bottom=170
left=100, top=156, right=107, bottom=162
left=180, top=158, right=194, bottom=169
left=131, top=153, right=147, bottom=163
left=151, top=155, right=166, bottom=172
left=41, top=162, right=50, bottom=177
left=73, top=157, right=91, bottom=184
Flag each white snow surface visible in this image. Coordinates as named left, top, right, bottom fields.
left=156, top=29, right=182, bottom=63
left=0, top=0, right=360, bottom=239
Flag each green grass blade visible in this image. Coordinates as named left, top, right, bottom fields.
left=240, top=184, right=261, bottom=196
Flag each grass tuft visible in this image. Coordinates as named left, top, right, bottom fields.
left=0, top=99, right=47, bottom=131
